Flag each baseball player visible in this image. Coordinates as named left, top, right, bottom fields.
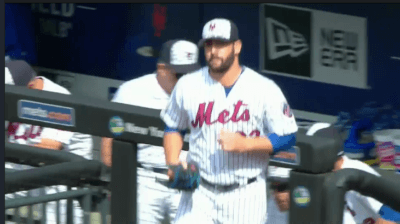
left=101, top=39, right=201, bottom=223
left=5, top=66, right=90, bottom=224
left=266, top=123, right=399, bottom=224
left=160, top=18, right=298, bottom=224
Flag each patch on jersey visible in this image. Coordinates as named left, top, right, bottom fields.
left=283, top=102, right=293, bottom=118
left=109, top=116, right=125, bottom=136
left=293, top=186, right=310, bottom=207
left=18, top=100, right=75, bottom=127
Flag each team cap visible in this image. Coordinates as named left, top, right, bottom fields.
left=6, top=60, right=36, bottom=86
left=198, top=18, right=240, bottom=47
left=158, top=39, right=201, bottom=74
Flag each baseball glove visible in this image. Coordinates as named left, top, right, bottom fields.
left=167, top=162, right=200, bottom=191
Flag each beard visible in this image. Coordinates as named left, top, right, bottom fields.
left=207, top=50, right=235, bottom=74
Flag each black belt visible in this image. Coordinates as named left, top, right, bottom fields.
left=200, top=177, right=257, bottom=192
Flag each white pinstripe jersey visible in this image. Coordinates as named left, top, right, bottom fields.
left=161, top=66, right=298, bottom=185
left=341, top=156, right=383, bottom=224
left=64, top=132, right=93, bottom=160
left=112, top=73, right=187, bottom=169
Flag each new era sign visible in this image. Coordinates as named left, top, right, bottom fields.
left=260, top=4, right=368, bottom=89
left=266, top=18, right=309, bottom=60
left=263, top=4, right=312, bottom=78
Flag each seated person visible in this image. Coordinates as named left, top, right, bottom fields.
left=266, top=123, right=399, bottom=224
left=5, top=65, right=92, bottom=224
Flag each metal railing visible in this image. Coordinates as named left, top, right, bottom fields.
left=5, top=186, right=109, bottom=224
left=5, top=142, right=110, bottom=224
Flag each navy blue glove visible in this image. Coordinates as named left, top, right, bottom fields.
left=168, top=163, right=200, bottom=191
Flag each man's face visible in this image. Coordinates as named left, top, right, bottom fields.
left=156, top=64, right=185, bottom=94
left=204, top=39, right=235, bottom=74
left=271, top=182, right=290, bottom=212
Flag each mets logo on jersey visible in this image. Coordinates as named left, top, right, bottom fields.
left=293, top=186, right=310, bottom=207
left=283, top=102, right=293, bottom=118
left=109, top=116, right=125, bottom=136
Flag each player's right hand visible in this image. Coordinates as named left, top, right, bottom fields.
left=167, top=161, right=188, bottom=180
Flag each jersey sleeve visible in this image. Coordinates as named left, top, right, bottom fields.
left=160, top=79, right=189, bottom=130
left=364, top=195, right=384, bottom=215
left=263, top=83, right=298, bottom=136
left=111, top=84, right=128, bottom=104
left=41, top=128, right=74, bottom=145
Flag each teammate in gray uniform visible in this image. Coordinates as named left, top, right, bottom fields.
left=101, top=39, right=201, bottom=224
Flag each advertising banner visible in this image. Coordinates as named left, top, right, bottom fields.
left=260, top=4, right=368, bottom=89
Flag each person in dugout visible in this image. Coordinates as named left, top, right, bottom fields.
left=265, top=123, right=400, bottom=224
left=5, top=60, right=93, bottom=224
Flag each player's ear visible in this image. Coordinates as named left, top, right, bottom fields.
left=234, top=40, right=242, bottom=55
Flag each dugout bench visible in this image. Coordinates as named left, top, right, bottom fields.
left=5, top=85, right=400, bottom=224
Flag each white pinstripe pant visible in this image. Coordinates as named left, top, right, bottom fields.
left=174, top=176, right=267, bottom=224
left=137, top=168, right=182, bottom=224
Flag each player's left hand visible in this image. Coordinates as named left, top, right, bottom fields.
left=218, top=129, right=247, bottom=152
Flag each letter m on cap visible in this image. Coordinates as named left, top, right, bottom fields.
left=209, top=23, right=216, bottom=31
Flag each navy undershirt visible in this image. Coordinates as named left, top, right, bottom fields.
left=224, top=67, right=244, bottom=97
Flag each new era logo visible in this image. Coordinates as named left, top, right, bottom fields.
left=262, top=4, right=312, bottom=78
left=267, top=18, right=309, bottom=60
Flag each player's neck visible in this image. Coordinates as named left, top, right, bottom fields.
left=210, top=59, right=242, bottom=87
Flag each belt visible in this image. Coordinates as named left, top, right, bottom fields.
left=200, top=177, right=257, bottom=192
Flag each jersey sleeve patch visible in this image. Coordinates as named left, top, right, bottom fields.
left=283, top=102, right=293, bottom=118
left=263, top=87, right=298, bottom=136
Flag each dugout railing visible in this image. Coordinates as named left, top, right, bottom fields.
left=5, top=141, right=110, bottom=224
left=5, top=84, right=190, bottom=224
left=6, top=84, right=400, bottom=224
